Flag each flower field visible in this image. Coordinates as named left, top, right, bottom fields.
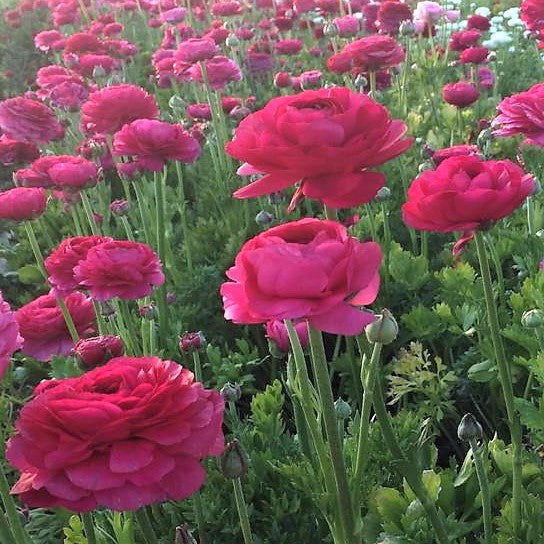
left=0, top=0, right=544, bottom=542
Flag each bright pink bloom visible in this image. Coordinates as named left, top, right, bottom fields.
left=521, top=0, right=544, bottom=33
left=459, top=46, right=489, bottom=64
left=45, top=235, right=113, bottom=297
left=275, top=39, right=303, bottom=55
left=226, top=87, right=412, bottom=209
left=333, top=15, right=360, bottom=36
left=492, top=83, right=544, bottom=146
left=73, top=54, right=120, bottom=78
left=211, top=0, right=242, bottom=16
left=15, top=293, right=96, bottom=361
left=73, top=335, right=124, bottom=368
left=64, top=32, right=105, bottom=55
left=266, top=319, right=309, bottom=352
left=6, top=356, right=224, bottom=511
left=188, top=56, right=242, bottom=90
left=160, top=7, right=187, bottom=22
left=81, top=84, right=159, bottom=134
left=74, top=240, right=165, bottom=301
left=0, top=292, right=22, bottom=379
left=221, top=218, right=382, bottom=335
left=175, top=38, right=219, bottom=63
left=432, top=144, right=479, bottom=165
left=442, top=82, right=479, bottom=107
left=0, top=187, right=47, bottom=221
left=477, top=66, right=495, bottom=90
left=449, top=30, right=481, bottom=51
left=0, top=136, right=39, bottom=166
left=34, top=29, right=63, bottom=51
left=0, top=97, right=64, bottom=143
left=402, top=155, right=535, bottom=233
left=187, top=103, right=212, bottom=120
left=113, top=119, right=201, bottom=171
left=377, top=1, right=412, bottom=34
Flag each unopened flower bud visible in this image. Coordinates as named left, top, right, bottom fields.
left=418, top=160, right=434, bottom=173
left=166, top=291, right=176, bottom=304
left=229, top=105, right=251, bottom=121
left=422, top=143, right=435, bottom=158
left=100, top=301, right=115, bottom=321
left=532, top=178, right=541, bottom=196
left=175, top=525, right=197, bottom=544
left=255, top=210, right=274, bottom=225
left=354, top=74, right=368, bottom=91
left=139, top=303, right=157, bottom=319
left=365, top=309, right=398, bottom=344
left=109, top=199, right=130, bottom=216
left=400, top=20, right=416, bottom=36
left=169, top=95, right=186, bottom=113
left=220, top=382, right=241, bottom=402
left=220, top=439, right=250, bottom=479
left=334, top=398, right=351, bottom=420
left=269, top=191, right=283, bottom=204
left=179, top=331, right=206, bottom=352
left=73, top=335, right=124, bottom=369
left=274, top=71, right=291, bottom=89
left=323, top=22, right=339, bottom=36
left=226, top=34, right=240, bottom=47
left=522, top=309, right=544, bottom=329
left=457, top=413, right=483, bottom=442
left=375, top=187, right=391, bottom=201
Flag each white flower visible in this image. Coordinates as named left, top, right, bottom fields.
left=475, top=6, right=490, bottom=17
left=502, top=7, right=520, bottom=19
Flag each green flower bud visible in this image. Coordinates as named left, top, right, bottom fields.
left=220, top=382, right=241, bottom=402
left=457, top=413, right=483, bottom=442
left=220, top=439, right=250, bottom=479
left=175, top=525, right=197, bottom=544
left=522, top=309, right=544, bottom=329
left=334, top=398, right=352, bottom=420
left=365, top=309, right=398, bottom=345
left=375, top=187, right=391, bottom=201
left=226, top=34, right=240, bottom=47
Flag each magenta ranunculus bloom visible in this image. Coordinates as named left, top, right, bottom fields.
left=492, top=83, right=544, bottom=146
left=431, top=144, right=479, bottom=166
left=402, top=155, right=535, bottom=233
left=16, top=155, right=98, bottom=191
left=0, top=135, right=40, bottom=166
left=521, top=0, right=544, bottom=33
left=45, top=235, right=114, bottom=297
left=74, top=240, right=165, bottom=301
left=15, top=293, right=96, bottom=362
left=80, top=84, right=159, bottom=134
left=0, top=187, right=47, bottom=221
left=266, top=319, right=309, bottom=352
left=226, top=87, right=412, bottom=209
left=0, top=97, right=65, bottom=143
left=0, top=291, right=23, bottom=379
left=188, top=55, right=242, bottom=90
left=442, top=82, right=479, bottom=108
left=175, top=37, right=219, bottom=63
left=113, top=119, right=201, bottom=172
left=6, top=356, right=224, bottom=512
left=221, top=218, right=382, bottom=335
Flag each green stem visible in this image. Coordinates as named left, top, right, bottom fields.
left=469, top=439, right=492, bottom=544
left=56, top=298, right=80, bottom=344
left=527, top=196, right=535, bottom=236
left=372, top=370, right=449, bottom=544
left=324, top=205, right=338, bottom=221
left=174, top=161, right=193, bottom=273
left=307, top=326, right=356, bottom=543
left=81, top=512, right=97, bottom=544
left=352, top=341, right=383, bottom=510
left=0, top=468, right=32, bottom=544
left=232, top=478, right=253, bottom=544
left=80, top=192, right=99, bottom=235
left=192, top=351, right=203, bottom=382
left=154, top=169, right=169, bottom=349
left=0, top=512, right=16, bottom=544
left=134, top=509, right=157, bottom=544
left=192, top=492, right=208, bottom=544
left=473, top=231, right=522, bottom=538
left=23, top=222, right=46, bottom=279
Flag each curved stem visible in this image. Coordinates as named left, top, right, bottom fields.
left=307, top=326, right=356, bottom=542
left=232, top=478, right=253, bottom=544
left=154, top=168, right=169, bottom=348
left=81, top=512, right=96, bottom=544
left=469, top=439, right=492, bottom=544
left=474, top=231, right=522, bottom=538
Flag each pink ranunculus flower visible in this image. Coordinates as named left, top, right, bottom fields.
left=413, top=1, right=444, bottom=24
left=188, top=56, right=242, bottom=90
left=175, top=38, right=219, bottom=63
left=74, top=240, right=165, bottom=301
left=0, top=97, right=65, bottom=143
left=221, top=218, right=382, bottom=335
left=492, top=83, right=544, bottom=146
left=45, top=235, right=114, bottom=297
left=6, top=356, right=224, bottom=511
left=80, top=84, right=159, bottom=134
left=0, top=187, right=47, bottom=221
left=0, top=291, right=23, bottom=379
left=266, top=319, right=309, bottom=352
left=0, top=136, right=40, bottom=166
left=442, top=82, right=479, bottom=108
left=113, top=119, right=201, bottom=172
left=15, top=293, right=96, bottom=362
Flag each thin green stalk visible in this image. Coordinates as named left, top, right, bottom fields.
left=192, top=351, right=203, bottom=382
left=285, top=320, right=346, bottom=543
left=133, top=182, right=154, bottom=247
left=134, top=509, right=157, bottom=544
left=324, top=205, right=338, bottom=221
left=372, top=376, right=450, bottom=544
left=192, top=492, right=207, bottom=544
left=56, top=298, right=80, bottom=344
left=527, top=196, right=535, bottom=236
left=174, top=161, right=193, bottom=273
left=352, top=340, right=383, bottom=510
left=80, top=192, right=99, bottom=235
left=232, top=478, right=253, bottom=544
left=0, top=512, right=16, bottom=544
left=153, top=169, right=169, bottom=348
left=469, top=439, right=492, bottom=544
left=81, top=512, right=96, bottom=544
left=307, top=326, right=356, bottom=543
left=473, top=231, right=522, bottom=537
left=0, top=468, right=32, bottom=544
left=23, top=222, right=46, bottom=279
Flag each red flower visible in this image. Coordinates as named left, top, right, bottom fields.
left=73, top=335, right=124, bottom=368
left=45, top=235, right=113, bottom=297
left=80, top=84, right=159, bottom=134
left=0, top=291, right=23, bottom=379
left=377, top=1, right=413, bottom=34
left=0, top=97, right=65, bottom=143
left=15, top=293, right=96, bottom=362
left=188, top=56, right=242, bottom=90
left=275, top=39, right=304, bottom=55
left=175, top=38, right=219, bottom=63
left=0, top=187, right=47, bottom=221
left=449, top=29, right=481, bottom=51
left=0, top=135, right=40, bottom=166
left=467, top=14, right=490, bottom=31
left=211, top=0, right=242, bottom=16
left=492, top=83, right=544, bottom=146
left=74, top=240, right=165, bottom=301
left=113, top=119, right=201, bottom=172
left=226, top=87, right=412, bottom=209
left=459, top=46, right=489, bottom=64
left=442, top=82, right=479, bottom=107
left=402, top=155, right=535, bottom=233
left=6, top=356, right=224, bottom=511
left=431, top=144, right=479, bottom=165
left=521, top=0, right=544, bottom=33
left=221, top=218, right=382, bottom=335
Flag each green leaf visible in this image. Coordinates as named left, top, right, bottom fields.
left=467, top=360, right=497, bottom=383
left=371, top=487, right=408, bottom=527
left=17, top=264, right=43, bottom=284
left=454, top=449, right=474, bottom=487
